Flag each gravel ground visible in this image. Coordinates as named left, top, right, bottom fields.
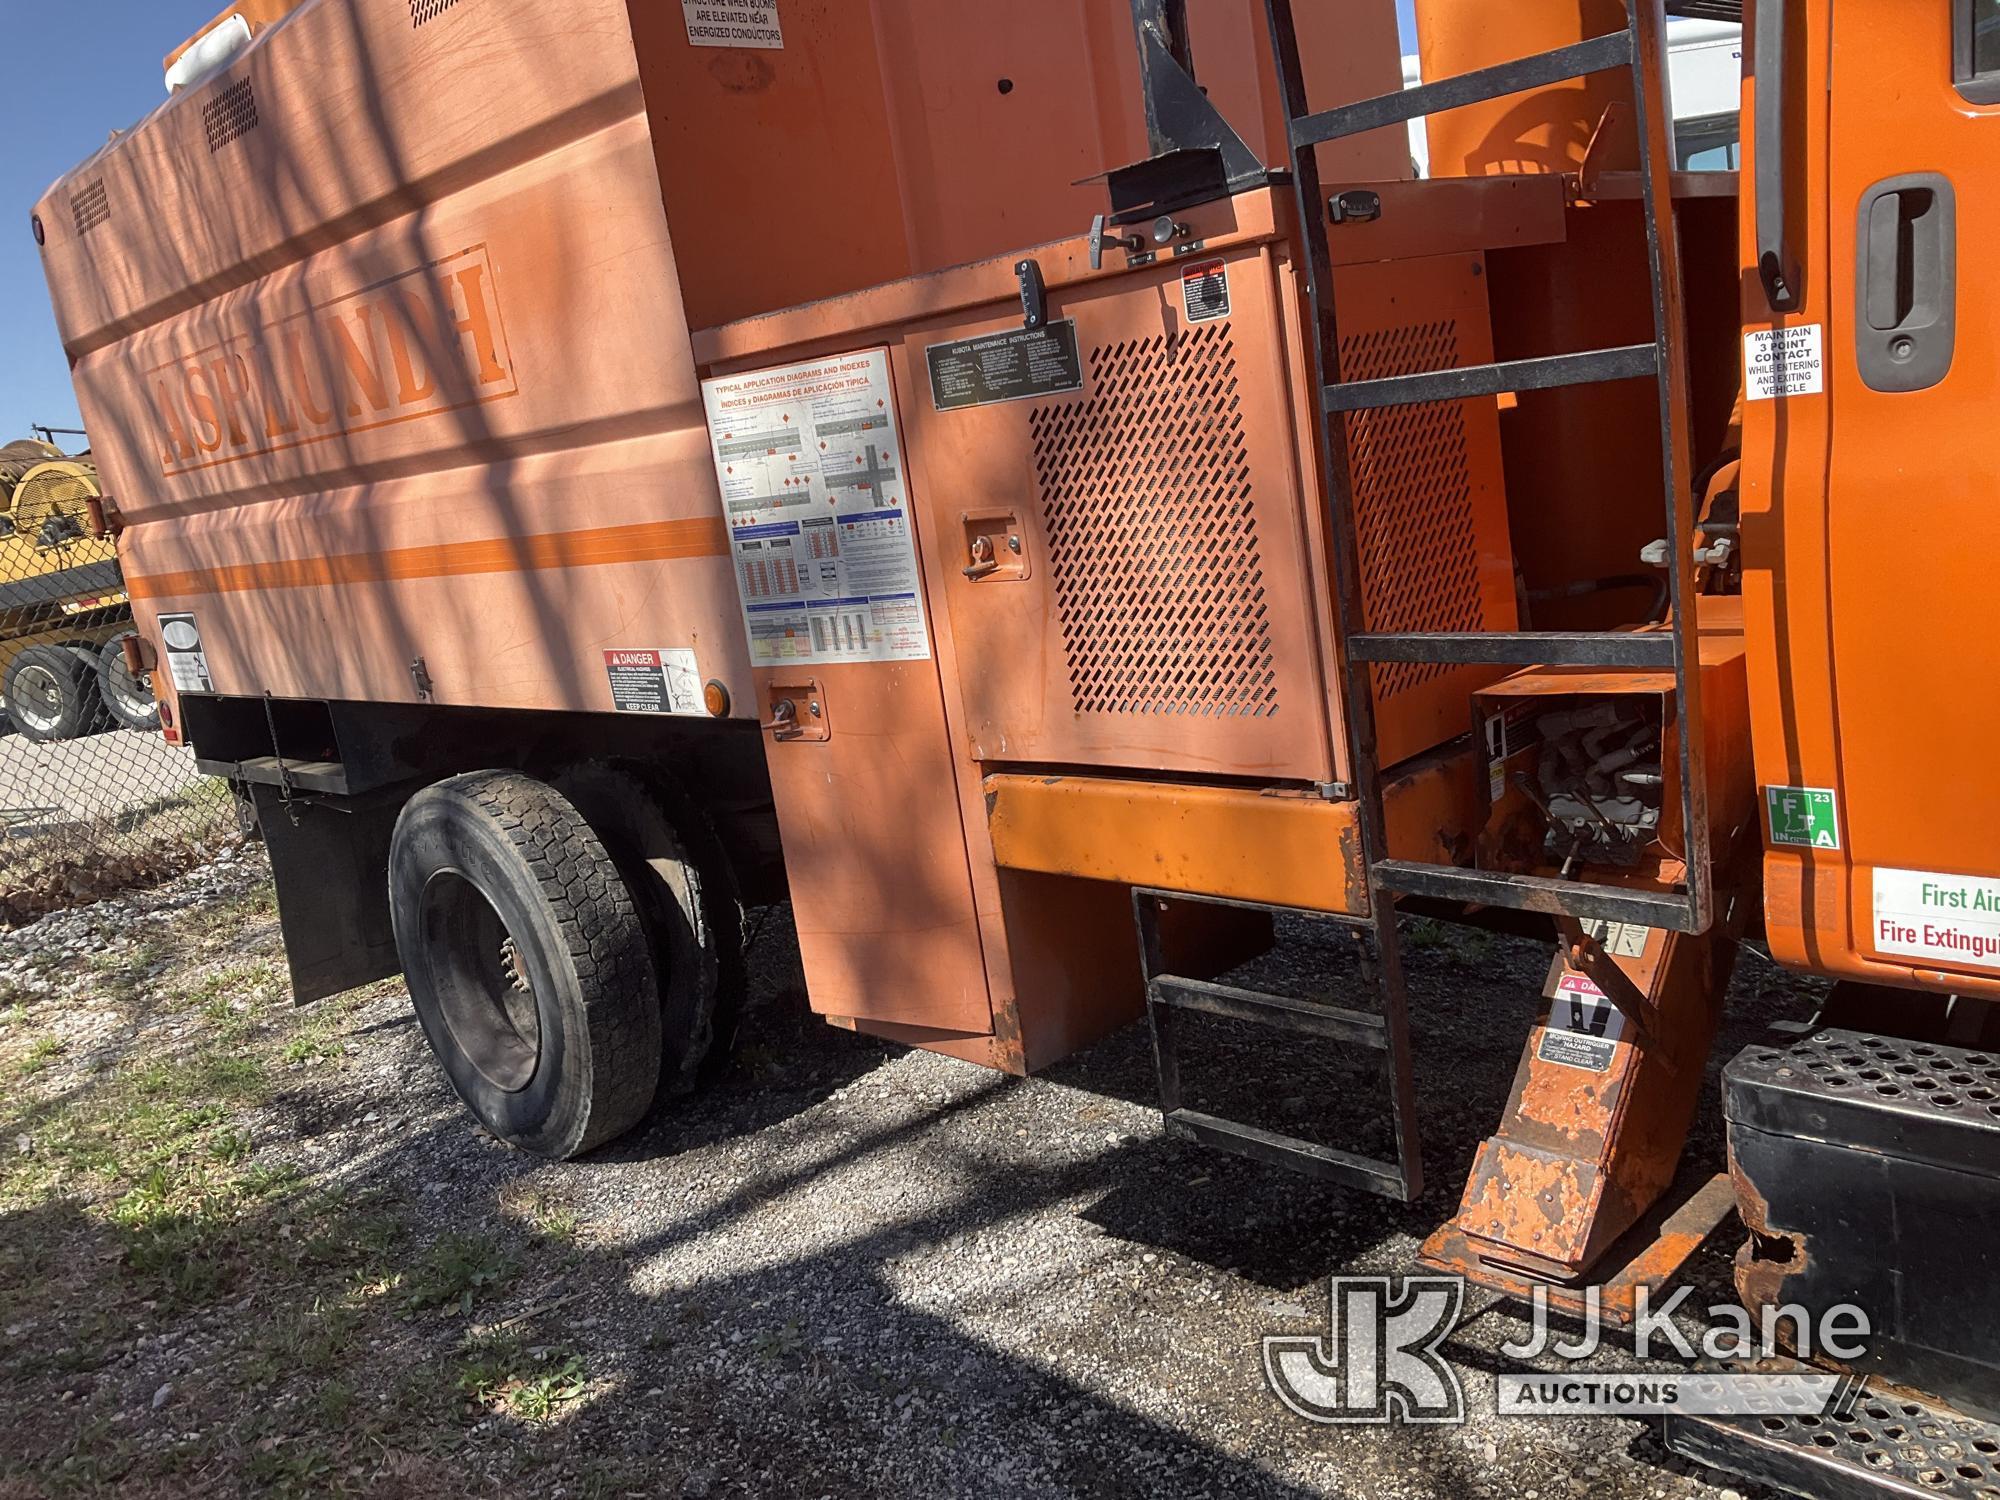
left=0, top=853, right=1830, bottom=1497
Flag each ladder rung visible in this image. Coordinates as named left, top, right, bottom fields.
left=1323, top=345, right=1658, bottom=414
left=1289, top=29, right=1636, bottom=149
left=1164, top=1109, right=1415, bottom=1199
left=1348, top=630, right=1678, bottom=668
left=1151, top=975, right=1387, bottom=1048
left=1372, top=862, right=1698, bottom=932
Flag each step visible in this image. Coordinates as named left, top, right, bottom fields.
left=1163, top=1108, right=1414, bottom=1200
left=1149, top=975, right=1387, bottom=1048
left=1345, top=630, right=1677, bottom=668
left=1663, top=1363, right=2000, bottom=1500
left=1371, top=862, right=1700, bottom=931
left=1323, top=344, right=1658, bottom=414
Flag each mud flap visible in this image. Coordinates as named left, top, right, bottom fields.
left=248, top=781, right=404, bottom=1004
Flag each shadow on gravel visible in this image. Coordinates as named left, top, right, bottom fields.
left=1052, top=914, right=1828, bottom=1298
left=1, top=891, right=1829, bottom=1496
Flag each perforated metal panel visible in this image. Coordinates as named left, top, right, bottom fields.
left=1029, top=322, right=1277, bottom=719
left=1338, top=319, right=1481, bottom=702
left=70, top=180, right=109, bottom=237
left=1738, top=1029, right=2000, bottom=1131
left=1667, top=1361, right=2000, bottom=1500
left=202, top=79, right=259, bottom=153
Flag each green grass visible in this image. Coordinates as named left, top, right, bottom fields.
left=17, top=1034, right=65, bottom=1075
left=108, top=1154, right=301, bottom=1305
left=403, top=1231, right=513, bottom=1317
left=450, top=1332, right=587, bottom=1421
left=750, top=1319, right=804, bottom=1362
left=280, top=1021, right=341, bottom=1067
left=502, top=1184, right=582, bottom=1245
left=87, top=938, right=169, bottom=1006
left=271, top=1297, right=364, bottom=1375
left=0, top=866, right=622, bottom=1493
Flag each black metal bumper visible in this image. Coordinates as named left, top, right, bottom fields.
left=1664, top=1026, right=2000, bottom=1496
left=1725, top=1026, right=2000, bottom=1417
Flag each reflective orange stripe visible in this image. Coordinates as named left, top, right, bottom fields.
left=124, top=515, right=730, bottom=600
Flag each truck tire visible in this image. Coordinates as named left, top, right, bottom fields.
left=554, top=763, right=739, bottom=1097
left=388, top=771, right=663, bottom=1159
left=94, top=633, right=160, bottom=732
left=3, top=644, right=102, bottom=742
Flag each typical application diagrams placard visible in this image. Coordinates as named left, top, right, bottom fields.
left=701, top=349, right=932, bottom=668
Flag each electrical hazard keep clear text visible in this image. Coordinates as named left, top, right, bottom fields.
left=682, top=2, right=783, bottom=49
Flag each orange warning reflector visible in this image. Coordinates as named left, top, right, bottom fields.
left=703, top=679, right=730, bottom=718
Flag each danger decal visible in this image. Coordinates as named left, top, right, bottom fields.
left=603, top=648, right=702, bottom=715
left=1180, top=259, right=1230, bottom=324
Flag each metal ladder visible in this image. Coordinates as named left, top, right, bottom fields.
left=1136, top=2, right=1707, bottom=1204
left=1137, top=889, right=1423, bottom=1200
left=1264, top=0, right=1710, bottom=934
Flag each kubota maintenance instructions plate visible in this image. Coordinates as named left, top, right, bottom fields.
left=701, top=349, right=932, bottom=667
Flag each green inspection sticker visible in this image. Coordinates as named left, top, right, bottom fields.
left=1766, top=786, right=1840, bottom=850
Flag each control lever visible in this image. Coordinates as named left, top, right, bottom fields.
left=1641, top=536, right=1735, bottom=569
left=1088, top=213, right=1144, bottom=270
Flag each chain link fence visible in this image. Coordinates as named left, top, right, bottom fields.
left=0, top=438, right=237, bottom=923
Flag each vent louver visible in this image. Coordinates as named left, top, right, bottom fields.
left=202, top=78, right=259, bottom=152
left=1029, top=322, right=1277, bottom=719
left=70, top=180, right=110, bottom=236
left=1337, top=319, right=1481, bottom=701
left=411, top=0, right=466, bottom=24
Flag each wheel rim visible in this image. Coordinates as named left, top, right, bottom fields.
left=12, top=664, right=64, bottom=732
left=420, top=870, right=542, bottom=1092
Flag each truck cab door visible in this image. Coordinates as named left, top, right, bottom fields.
left=1749, top=0, right=2000, bottom=989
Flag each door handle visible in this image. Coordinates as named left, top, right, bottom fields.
left=1754, top=0, right=1800, bottom=311
left=1855, top=173, right=1956, bottom=393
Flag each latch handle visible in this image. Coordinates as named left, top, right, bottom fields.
left=1088, top=213, right=1145, bottom=270
left=962, top=535, right=1001, bottom=580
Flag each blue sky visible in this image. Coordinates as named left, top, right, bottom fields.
left=0, top=0, right=1422, bottom=447
left=1, top=0, right=191, bottom=443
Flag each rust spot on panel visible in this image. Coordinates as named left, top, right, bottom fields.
left=1455, top=1141, right=1598, bottom=1263
left=1517, top=1044, right=1612, bottom=1145
left=1730, top=1155, right=1810, bottom=1315
left=1339, top=821, right=1368, bottom=916
left=708, top=54, right=777, bottom=92
left=987, top=992, right=1027, bottom=1075
left=1421, top=1171, right=1736, bottom=1328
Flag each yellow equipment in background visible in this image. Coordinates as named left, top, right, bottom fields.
left=0, top=440, right=154, bottom=741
